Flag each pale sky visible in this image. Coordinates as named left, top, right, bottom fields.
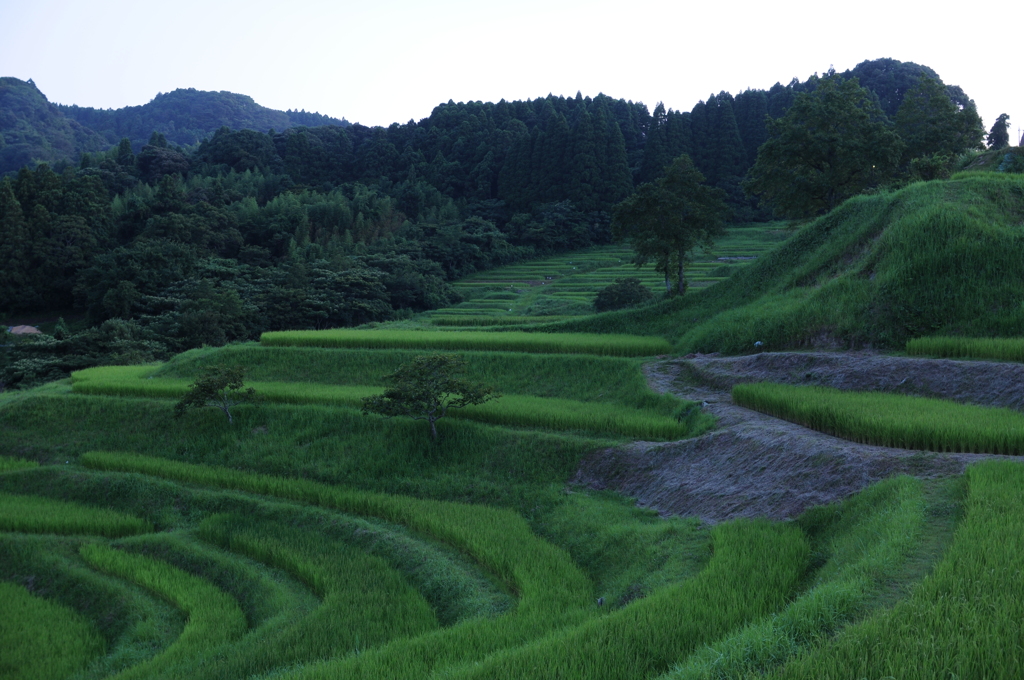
left=1, top=0, right=1020, bottom=144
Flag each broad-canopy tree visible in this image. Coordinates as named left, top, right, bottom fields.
left=174, top=365, right=256, bottom=424
left=745, top=73, right=904, bottom=218
left=988, top=114, right=1011, bottom=150
left=895, top=76, right=984, bottom=162
left=612, top=154, right=727, bottom=295
left=361, top=354, right=499, bottom=441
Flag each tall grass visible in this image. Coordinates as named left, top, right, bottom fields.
left=0, top=580, right=106, bottom=680
left=546, top=175, right=1024, bottom=350
left=0, top=457, right=39, bottom=473
left=733, top=382, right=1024, bottom=454
left=200, top=515, right=438, bottom=651
left=768, top=460, right=1024, bottom=679
left=80, top=543, right=248, bottom=680
left=260, top=329, right=671, bottom=356
left=154, top=346, right=685, bottom=413
left=430, top=316, right=571, bottom=326
left=71, top=365, right=709, bottom=441
left=0, top=533, right=188, bottom=680
left=442, top=519, right=808, bottom=680
left=0, top=492, right=153, bottom=536
left=80, top=451, right=596, bottom=679
left=80, top=451, right=591, bottom=612
left=666, top=476, right=928, bottom=679
left=907, top=335, right=1024, bottom=361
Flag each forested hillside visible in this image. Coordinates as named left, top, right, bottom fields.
left=0, top=79, right=347, bottom=175
left=0, top=58, right=1002, bottom=388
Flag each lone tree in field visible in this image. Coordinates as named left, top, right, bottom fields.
left=361, top=354, right=499, bottom=441
left=612, top=154, right=728, bottom=295
left=174, top=365, right=255, bottom=424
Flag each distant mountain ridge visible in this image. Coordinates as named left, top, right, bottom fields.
left=0, top=78, right=349, bottom=174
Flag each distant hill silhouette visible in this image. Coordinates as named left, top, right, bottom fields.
left=0, top=77, right=109, bottom=174
left=0, top=78, right=349, bottom=174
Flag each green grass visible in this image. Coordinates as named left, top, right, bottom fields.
left=545, top=174, right=1024, bottom=352
left=767, top=460, right=1024, bottom=679
left=665, top=475, right=929, bottom=680
left=0, top=533, right=189, bottom=680
left=907, top=335, right=1024, bottom=361
left=153, top=346, right=685, bottom=412
left=199, top=514, right=439, bottom=656
left=260, top=329, right=672, bottom=356
left=0, top=580, right=106, bottom=680
left=733, top=382, right=1024, bottom=454
left=0, top=457, right=39, bottom=473
left=442, top=519, right=808, bottom=680
left=430, top=315, right=572, bottom=326
left=78, top=451, right=601, bottom=679
left=440, top=231, right=789, bottom=323
left=71, top=358, right=712, bottom=441
left=535, top=491, right=711, bottom=606
left=0, top=492, right=153, bottom=536
left=80, top=543, right=248, bottom=680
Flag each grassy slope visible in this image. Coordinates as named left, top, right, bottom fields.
left=4, top=198, right=1018, bottom=677
left=547, top=174, right=1024, bottom=353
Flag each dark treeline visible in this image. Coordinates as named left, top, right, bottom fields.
left=0, top=58, right=986, bottom=387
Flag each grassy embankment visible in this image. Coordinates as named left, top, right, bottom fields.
left=733, top=382, right=1024, bottom=455
left=907, top=335, right=1024, bottom=361
left=546, top=174, right=1024, bottom=353
left=69, top=336, right=713, bottom=441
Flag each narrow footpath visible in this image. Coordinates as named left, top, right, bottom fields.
left=572, top=352, right=1023, bottom=522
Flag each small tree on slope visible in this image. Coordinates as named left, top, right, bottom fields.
left=361, top=354, right=499, bottom=442
left=174, top=365, right=255, bottom=424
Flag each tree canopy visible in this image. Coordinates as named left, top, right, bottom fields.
left=988, top=114, right=1011, bottom=150
left=745, top=74, right=904, bottom=218
left=361, top=354, right=499, bottom=441
left=612, top=154, right=728, bottom=294
left=895, top=76, right=984, bottom=162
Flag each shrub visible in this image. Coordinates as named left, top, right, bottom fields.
left=593, top=278, right=655, bottom=313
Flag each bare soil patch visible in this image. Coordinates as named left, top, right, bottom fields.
left=572, top=351, right=1023, bottom=523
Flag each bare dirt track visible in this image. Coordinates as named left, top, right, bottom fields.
left=572, top=352, right=1024, bottom=523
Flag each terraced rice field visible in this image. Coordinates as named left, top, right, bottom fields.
left=428, top=223, right=791, bottom=323
left=5, top=226, right=1023, bottom=678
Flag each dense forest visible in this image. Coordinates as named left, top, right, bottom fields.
left=0, top=58, right=1001, bottom=387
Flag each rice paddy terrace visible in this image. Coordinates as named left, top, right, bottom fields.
left=425, top=222, right=790, bottom=325
left=4, top=214, right=1024, bottom=678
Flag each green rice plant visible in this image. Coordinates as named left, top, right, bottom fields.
left=0, top=492, right=152, bottom=536
left=441, top=519, right=808, bottom=680
left=79, top=543, right=247, bottom=680
left=259, top=329, right=671, bottom=356
left=430, top=316, right=571, bottom=326
left=0, top=457, right=38, bottom=473
left=665, top=476, right=927, bottom=680
left=154, top=346, right=679, bottom=412
left=71, top=363, right=709, bottom=441
left=0, top=533, right=188, bottom=680
left=80, top=451, right=595, bottom=679
left=907, top=335, right=1024, bottom=361
left=0, top=580, right=106, bottom=680
left=733, top=382, right=1024, bottom=454
left=768, top=460, right=1024, bottom=679
left=199, top=515, right=438, bottom=654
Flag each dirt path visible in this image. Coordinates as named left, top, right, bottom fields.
left=572, top=352, right=1023, bottom=523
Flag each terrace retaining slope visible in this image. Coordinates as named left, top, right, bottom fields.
left=572, top=352, right=1023, bottom=523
